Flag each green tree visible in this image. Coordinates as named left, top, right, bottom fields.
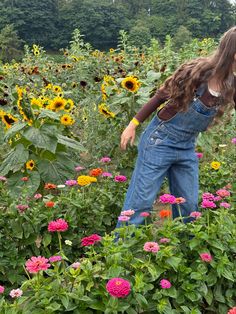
left=173, top=25, right=192, bottom=50
left=0, top=24, right=23, bottom=62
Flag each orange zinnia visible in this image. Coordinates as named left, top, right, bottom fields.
left=45, top=201, right=55, bottom=208
left=44, top=183, right=57, bottom=189
left=89, top=168, right=103, bottom=177
left=159, top=210, right=172, bottom=218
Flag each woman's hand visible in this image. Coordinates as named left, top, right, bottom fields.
left=120, top=121, right=137, bottom=150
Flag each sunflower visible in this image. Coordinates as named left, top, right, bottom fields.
left=121, top=76, right=140, bottom=93
left=26, top=159, right=35, bottom=171
left=53, top=85, right=62, bottom=93
left=64, top=99, right=74, bottom=112
left=50, top=97, right=66, bottom=112
left=98, top=104, right=115, bottom=119
left=60, top=114, right=75, bottom=126
left=31, top=98, right=42, bottom=108
left=0, top=112, right=18, bottom=129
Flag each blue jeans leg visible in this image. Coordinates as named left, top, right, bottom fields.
left=167, top=149, right=199, bottom=221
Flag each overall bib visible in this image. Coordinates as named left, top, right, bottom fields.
left=116, top=85, right=219, bottom=228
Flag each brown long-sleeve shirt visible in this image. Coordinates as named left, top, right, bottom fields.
left=134, top=78, right=236, bottom=122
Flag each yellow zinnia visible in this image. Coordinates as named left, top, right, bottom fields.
left=211, top=161, right=221, bottom=170
left=77, top=175, right=97, bottom=186
left=60, top=114, right=75, bottom=126
left=26, top=160, right=35, bottom=171
left=121, top=76, right=140, bottom=93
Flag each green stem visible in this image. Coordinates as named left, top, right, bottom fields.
left=57, top=232, right=62, bottom=254
left=177, top=204, right=183, bottom=222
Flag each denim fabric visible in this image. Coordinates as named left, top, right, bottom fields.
left=116, top=86, right=218, bottom=228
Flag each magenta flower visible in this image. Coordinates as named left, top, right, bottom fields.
left=75, top=166, right=85, bottom=172
left=159, top=238, right=170, bottom=243
left=140, top=212, right=150, bottom=217
left=200, top=253, right=213, bottom=263
left=81, top=234, right=102, bottom=246
left=9, top=289, right=23, bottom=298
left=213, top=196, right=222, bottom=201
left=0, top=285, right=4, bottom=294
left=71, top=262, right=81, bottom=269
left=16, top=204, right=29, bottom=213
left=65, top=179, right=77, bottom=186
left=202, top=192, right=215, bottom=200
left=25, top=256, right=51, bottom=273
left=190, top=211, right=202, bottom=219
left=34, top=193, right=42, bottom=199
left=100, top=156, right=111, bottom=163
left=118, top=215, right=130, bottom=222
left=231, top=138, right=236, bottom=144
left=121, top=209, right=135, bottom=216
left=102, top=172, right=113, bottom=177
left=216, top=189, right=230, bottom=198
left=48, top=219, right=69, bottom=232
left=49, top=255, right=62, bottom=263
left=220, top=202, right=231, bottom=208
left=143, top=242, right=160, bottom=253
left=106, top=278, right=131, bottom=298
left=114, top=175, right=127, bottom=182
left=195, top=152, right=203, bottom=158
left=160, top=279, right=172, bottom=289
left=201, top=199, right=216, bottom=208
left=159, top=194, right=176, bottom=204
left=228, top=307, right=236, bottom=314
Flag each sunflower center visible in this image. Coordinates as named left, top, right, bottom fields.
left=125, top=81, right=134, bottom=89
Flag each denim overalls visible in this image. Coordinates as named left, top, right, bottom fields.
left=116, top=85, right=219, bottom=227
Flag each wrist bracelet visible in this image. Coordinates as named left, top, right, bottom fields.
left=131, top=117, right=140, bottom=126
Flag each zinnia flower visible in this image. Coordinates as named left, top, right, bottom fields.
left=160, top=279, right=172, bottom=289
left=81, top=234, right=102, bottom=246
left=160, top=238, right=170, bottom=243
left=65, top=240, right=72, bottom=246
left=200, top=253, right=213, bottom=263
left=16, top=204, right=29, bottom=213
left=195, top=152, right=203, bottom=158
left=65, top=179, right=77, bottom=186
left=100, top=156, right=111, bottom=163
left=114, top=175, right=127, bottom=182
left=71, top=262, right=81, bottom=269
left=44, top=183, right=57, bottom=189
left=201, top=199, right=216, bottom=208
left=77, top=175, right=97, bottom=186
left=89, top=168, right=103, bottom=177
left=159, top=209, right=172, bottom=218
left=140, top=212, right=150, bottom=217
left=49, top=255, right=62, bottom=263
left=175, top=197, right=186, bottom=204
left=121, top=209, right=135, bottom=216
left=210, top=161, right=221, bottom=170
left=0, top=285, right=4, bottom=294
left=0, top=176, right=7, bottom=181
left=143, top=242, right=160, bottom=253
left=202, top=192, right=215, bottom=200
left=159, top=194, right=176, bottom=204
left=228, top=307, right=236, bottom=314
left=48, top=218, right=69, bottom=232
left=25, top=256, right=50, bottom=273
left=102, top=172, right=113, bottom=177
left=216, top=189, right=230, bottom=198
left=220, top=202, right=231, bottom=208
left=9, top=289, right=23, bottom=298
left=106, top=278, right=131, bottom=298
left=21, top=177, right=29, bottom=181
left=75, top=166, right=85, bottom=172
left=34, top=193, right=42, bottom=199
left=231, top=138, right=236, bottom=144
left=45, top=201, right=55, bottom=208
left=190, top=211, right=202, bottom=219
left=118, top=215, right=130, bottom=222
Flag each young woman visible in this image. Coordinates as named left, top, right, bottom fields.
left=116, top=26, right=236, bottom=228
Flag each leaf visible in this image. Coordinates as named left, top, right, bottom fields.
left=166, top=256, right=182, bottom=271
left=38, top=109, right=60, bottom=120
left=0, top=144, right=29, bottom=176
left=146, top=70, right=161, bottom=81
left=222, top=268, right=234, bottom=282
left=108, top=265, right=123, bottom=277
left=205, top=288, right=213, bottom=305
left=42, top=233, right=52, bottom=247
left=4, top=122, right=27, bottom=141
left=57, top=134, right=85, bottom=151
left=7, top=171, right=40, bottom=196
left=23, top=124, right=58, bottom=153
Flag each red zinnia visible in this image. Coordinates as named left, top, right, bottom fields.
left=44, top=183, right=57, bottom=189
left=45, top=201, right=55, bottom=208
left=81, top=234, right=102, bottom=246
left=89, top=168, right=103, bottom=177
left=159, top=209, right=172, bottom=218
left=48, top=219, right=69, bottom=232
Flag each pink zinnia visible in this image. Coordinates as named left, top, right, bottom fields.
left=25, top=256, right=51, bottom=273
left=140, top=212, right=150, bottom=217
left=9, top=288, right=23, bottom=298
left=48, top=218, right=69, bottom=232
left=49, top=255, right=62, bottom=263
left=216, top=189, right=230, bottom=198
left=0, top=285, right=4, bottom=294
left=231, top=138, right=236, bottom=144
left=200, top=253, right=213, bottom=263
left=143, top=242, right=160, bottom=253
left=190, top=211, right=202, bottom=219
left=159, top=194, right=176, bottom=204
left=160, top=279, right=172, bottom=289
left=228, top=307, right=236, bottom=314
left=106, top=278, right=131, bottom=298
left=202, top=192, right=215, bottom=200
left=16, top=204, right=29, bottom=213
left=75, top=166, right=85, bottom=172
left=118, top=215, right=130, bottom=222
left=201, top=199, right=216, bottom=208
left=81, top=234, right=102, bottom=246
left=121, top=209, right=135, bottom=216
left=65, top=179, right=77, bottom=186
left=114, top=175, right=127, bottom=182
left=159, top=238, right=170, bottom=243
left=100, top=156, right=111, bottom=163
left=220, top=202, right=231, bottom=208
left=34, top=193, right=42, bottom=199
left=213, top=196, right=222, bottom=201
left=102, top=172, right=113, bottom=177
left=71, top=262, right=81, bottom=269
left=0, top=176, right=7, bottom=181
left=21, top=177, right=28, bottom=181
left=195, top=152, right=203, bottom=159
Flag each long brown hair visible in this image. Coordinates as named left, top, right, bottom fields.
left=162, top=26, right=236, bottom=111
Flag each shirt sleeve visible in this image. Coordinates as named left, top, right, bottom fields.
left=134, top=87, right=170, bottom=123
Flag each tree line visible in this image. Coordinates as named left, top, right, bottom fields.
left=0, top=0, right=235, bottom=60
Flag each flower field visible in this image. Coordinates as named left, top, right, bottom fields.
left=0, top=31, right=235, bottom=313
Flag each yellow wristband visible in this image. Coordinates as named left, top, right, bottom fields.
left=131, top=117, right=140, bottom=126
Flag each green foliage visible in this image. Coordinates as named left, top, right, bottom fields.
left=0, top=24, right=23, bottom=62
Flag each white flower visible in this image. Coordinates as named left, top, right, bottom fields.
left=218, top=144, right=227, bottom=148
left=9, top=289, right=23, bottom=298
left=65, top=240, right=72, bottom=246
left=57, top=184, right=66, bottom=188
